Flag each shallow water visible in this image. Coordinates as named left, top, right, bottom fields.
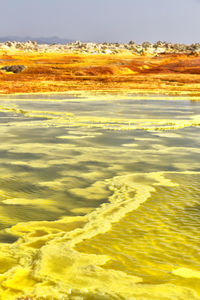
left=0, top=95, right=200, bottom=299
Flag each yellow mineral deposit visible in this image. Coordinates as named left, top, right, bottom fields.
left=0, top=49, right=200, bottom=97
left=173, top=268, right=200, bottom=279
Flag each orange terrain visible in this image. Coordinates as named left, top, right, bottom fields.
left=0, top=51, right=200, bottom=97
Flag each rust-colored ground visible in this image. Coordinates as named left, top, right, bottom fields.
left=0, top=51, right=200, bottom=96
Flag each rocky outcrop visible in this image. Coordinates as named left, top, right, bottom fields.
left=0, top=40, right=200, bottom=56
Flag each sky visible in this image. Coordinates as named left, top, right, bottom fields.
left=0, top=0, right=200, bottom=43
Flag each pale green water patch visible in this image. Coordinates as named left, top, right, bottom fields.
left=0, top=96, right=200, bottom=299
left=75, top=172, right=200, bottom=293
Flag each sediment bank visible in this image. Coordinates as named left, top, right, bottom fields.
left=0, top=41, right=200, bottom=97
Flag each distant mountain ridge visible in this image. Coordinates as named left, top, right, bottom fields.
left=0, top=36, right=74, bottom=44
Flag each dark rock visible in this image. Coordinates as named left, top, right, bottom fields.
left=142, top=42, right=151, bottom=48
left=1, top=65, right=26, bottom=73
left=5, top=41, right=13, bottom=47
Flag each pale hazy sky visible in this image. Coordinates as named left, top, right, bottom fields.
left=0, top=0, right=200, bottom=43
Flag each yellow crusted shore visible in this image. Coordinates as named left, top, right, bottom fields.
left=0, top=50, right=200, bottom=98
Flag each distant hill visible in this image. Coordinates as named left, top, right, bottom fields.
left=0, top=36, right=74, bottom=44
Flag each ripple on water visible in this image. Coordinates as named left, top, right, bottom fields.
left=0, top=98, right=200, bottom=299
left=75, top=173, right=200, bottom=294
